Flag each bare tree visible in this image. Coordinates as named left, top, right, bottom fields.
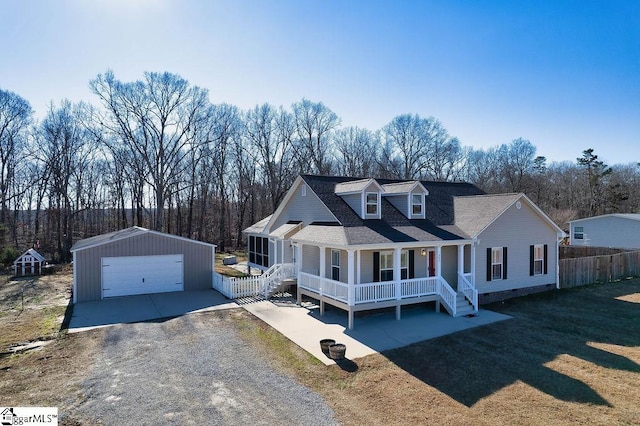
left=334, top=126, right=380, bottom=177
left=90, top=70, right=210, bottom=231
left=497, top=138, right=537, bottom=192
left=0, top=88, right=32, bottom=237
left=292, top=98, right=340, bottom=174
left=245, top=104, right=296, bottom=211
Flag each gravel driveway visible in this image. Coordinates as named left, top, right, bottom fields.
left=74, top=310, right=336, bottom=425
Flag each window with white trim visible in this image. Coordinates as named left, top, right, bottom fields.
left=366, top=192, right=378, bottom=215
left=573, top=226, right=584, bottom=240
left=533, top=244, right=544, bottom=275
left=411, top=194, right=423, bottom=215
left=379, top=250, right=409, bottom=281
left=380, top=251, right=394, bottom=281
left=400, top=250, right=409, bottom=279
left=491, top=247, right=503, bottom=280
left=331, top=249, right=340, bottom=281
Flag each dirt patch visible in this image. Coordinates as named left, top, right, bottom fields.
left=0, top=267, right=104, bottom=425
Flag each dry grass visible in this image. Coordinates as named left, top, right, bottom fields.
left=214, top=252, right=249, bottom=277
left=0, top=269, right=103, bottom=425
left=234, top=279, right=640, bottom=425
left=2, top=266, right=638, bottom=425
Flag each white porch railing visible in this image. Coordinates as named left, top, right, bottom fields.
left=458, top=272, right=478, bottom=311
left=213, top=263, right=296, bottom=299
left=298, top=272, right=458, bottom=315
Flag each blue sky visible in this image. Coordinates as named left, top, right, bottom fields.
left=1, top=0, right=638, bottom=165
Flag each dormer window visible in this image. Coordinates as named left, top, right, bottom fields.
left=412, top=194, right=423, bottom=215
left=366, top=193, right=379, bottom=215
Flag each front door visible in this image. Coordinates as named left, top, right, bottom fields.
left=428, top=250, right=436, bottom=277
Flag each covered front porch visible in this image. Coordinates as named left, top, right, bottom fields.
left=293, top=242, right=478, bottom=329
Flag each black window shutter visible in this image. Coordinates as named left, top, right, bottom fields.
left=503, top=247, right=508, bottom=280
left=544, top=244, right=548, bottom=274
left=409, top=250, right=415, bottom=279
left=373, top=252, right=380, bottom=282
left=529, top=245, right=535, bottom=276
left=486, top=248, right=492, bottom=281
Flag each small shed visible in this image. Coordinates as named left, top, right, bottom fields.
left=70, top=226, right=216, bottom=303
left=13, top=248, right=46, bottom=276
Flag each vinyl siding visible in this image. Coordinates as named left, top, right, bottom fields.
left=341, top=194, right=362, bottom=217
left=570, top=217, right=640, bottom=249
left=74, top=233, right=214, bottom=302
left=301, top=244, right=320, bottom=274
left=441, top=246, right=458, bottom=289
left=270, top=181, right=336, bottom=231
left=385, top=194, right=408, bottom=217
left=475, top=201, right=557, bottom=294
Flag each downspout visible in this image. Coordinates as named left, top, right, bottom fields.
left=556, top=232, right=562, bottom=290
left=72, top=251, right=77, bottom=304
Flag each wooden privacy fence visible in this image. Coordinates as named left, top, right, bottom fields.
left=559, top=250, right=640, bottom=289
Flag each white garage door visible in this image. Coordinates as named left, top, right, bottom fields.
left=102, top=254, right=184, bottom=298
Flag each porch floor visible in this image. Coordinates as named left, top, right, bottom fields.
left=242, top=299, right=512, bottom=366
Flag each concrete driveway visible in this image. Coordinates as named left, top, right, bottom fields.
left=68, top=290, right=238, bottom=332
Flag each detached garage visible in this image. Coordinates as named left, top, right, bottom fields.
left=70, top=226, right=216, bottom=303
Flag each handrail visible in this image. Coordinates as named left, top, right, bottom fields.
left=437, top=277, right=457, bottom=316
left=458, top=273, right=478, bottom=311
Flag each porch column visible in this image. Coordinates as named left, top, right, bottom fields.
left=436, top=246, right=442, bottom=277
left=347, top=249, right=355, bottom=306
left=319, top=246, right=325, bottom=315
left=356, top=250, right=361, bottom=284
left=394, top=247, right=402, bottom=320
left=296, top=244, right=303, bottom=305
left=470, top=243, right=476, bottom=287
left=457, top=244, right=464, bottom=285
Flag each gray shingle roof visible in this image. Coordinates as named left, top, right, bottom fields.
left=295, top=175, right=484, bottom=245
left=334, top=178, right=376, bottom=194
left=453, top=193, right=522, bottom=237
left=381, top=181, right=423, bottom=194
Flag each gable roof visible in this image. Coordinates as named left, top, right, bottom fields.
left=381, top=181, right=428, bottom=195
left=14, top=248, right=45, bottom=264
left=293, top=175, right=477, bottom=246
left=454, top=193, right=564, bottom=237
left=244, top=215, right=272, bottom=234
left=70, top=226, right=216, bottom=252
left=569, top=213, right=640, bottom=224
left=334, top=178, right=381, bottom=195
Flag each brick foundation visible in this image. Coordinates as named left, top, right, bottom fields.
left=479, top=283, right=557, bottom=305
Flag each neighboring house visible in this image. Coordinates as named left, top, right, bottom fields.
left=71, top=226, right=216, bottom=303
left=244, top=175, right=564, bottom=329
left=568, top=214, right=640, bottom=249
left=13, top=248, right=46, bottom=276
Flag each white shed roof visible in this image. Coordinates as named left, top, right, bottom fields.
left=14, top=248, right=45, bottom=264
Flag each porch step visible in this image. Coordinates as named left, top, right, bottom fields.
left=454, top=293, right=475, bottom=316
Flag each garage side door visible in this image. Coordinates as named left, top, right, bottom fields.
left=102, top=254, right=184, bottom=298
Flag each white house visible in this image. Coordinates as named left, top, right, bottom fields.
left=568, top=214, right=640, bottom=249
left=243, top=175, right=565, bottom=329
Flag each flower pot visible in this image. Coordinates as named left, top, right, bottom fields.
left=320, top=339, right=336, bottom=355
left=329, top=343, right=346, bottom=360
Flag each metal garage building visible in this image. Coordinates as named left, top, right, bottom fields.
left=71, top=226, right=216, bottom=303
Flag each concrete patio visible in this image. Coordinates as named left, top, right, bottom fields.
left=242, top=299, right=512, bottom=365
